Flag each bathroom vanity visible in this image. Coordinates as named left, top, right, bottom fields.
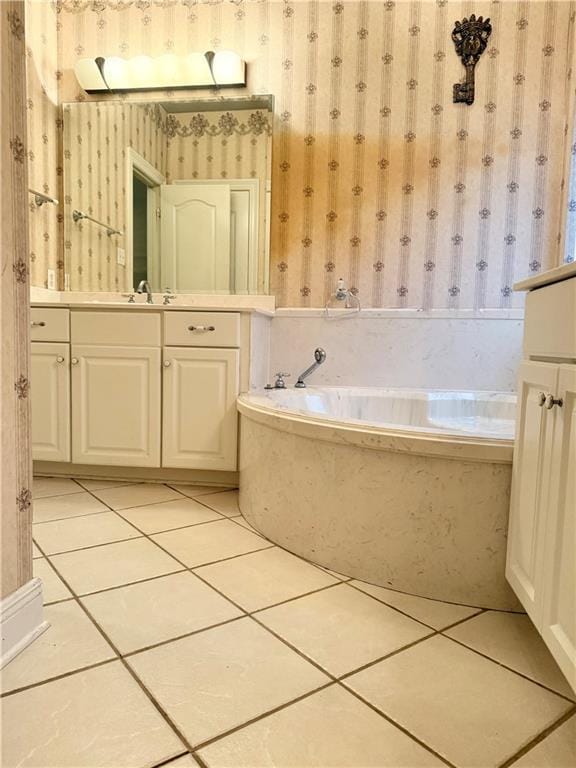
left=506, top=262, right=576, bottom=691
left=30, top=301, right=271, bottom=485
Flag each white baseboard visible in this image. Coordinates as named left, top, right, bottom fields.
left=1, top=577, right=49, bottom=669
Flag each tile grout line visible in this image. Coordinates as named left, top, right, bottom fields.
left=148, top=750, right=191, bottom=768
left=498, top=706, right=576, bottom=768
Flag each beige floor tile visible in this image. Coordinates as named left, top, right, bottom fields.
left=197, top=490, right=241, bottom=517
left=351, top=580, right=481, bottom=630
left=0, top=601, right=115, bottom=694
left=195, top=547, right=340, bottom=612
left=257, top=584, right=431, bottom=676
left=2, top=661, right=185, bottom=768
left=513, top=714, right=576, bottom=767
left=119, top=497, right=223, bottom=534
left=33, top=491, right=109, bottom=523
left=152, top=519, right=270, bottom=568
left=91, top=482, right=185, bottom=510
left=33, top=558, right=73, bottom=604
left=33, top=511, right=141, bottom=555
left=75, top=478, right=136, bottom=491
left=199, top=685, right=445, bottom=768
left=32, top=542, right=42, bottom=558
left=127, top=617, right=329, bottom=747
left=346, top=635, right=571, bottom=768
left=445, top=610, right=575, bottom=699
left=168, top=484, right=229, bottom=498
left=51, top=538, right=183, bottom=595
left=82, top=571, right=242, bottom=654
left=33, top=476, right=82, bottom=498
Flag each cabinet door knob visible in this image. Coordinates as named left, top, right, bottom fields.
left=545, top=394, right=563, bottom=410
left=537, top=392, right=546, bottom=407
left=71, top=357, right=79, bottom=365
left=30, top=321, right=46, bottom=327
left=163, top=360, right=172, bottom=368
left=56, top=356, right=65, bottom=363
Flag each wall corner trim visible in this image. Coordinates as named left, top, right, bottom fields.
left=1, top=577, right=49, bottom=670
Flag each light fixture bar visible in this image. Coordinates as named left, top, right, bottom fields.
left=74, top=51, right=246, bottom=94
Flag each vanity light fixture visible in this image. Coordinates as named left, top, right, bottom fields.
left=74, top=51, right=246, bottom=94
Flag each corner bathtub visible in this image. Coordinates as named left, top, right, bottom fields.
left=237, top=387, right=521, bottom=610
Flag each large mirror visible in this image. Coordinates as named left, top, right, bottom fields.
left=62, top=95, right=273, bottom=295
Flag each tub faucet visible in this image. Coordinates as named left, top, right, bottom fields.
left=295, top=348, right=326, bottom=388
left=136, top=280, right=153, bottom=304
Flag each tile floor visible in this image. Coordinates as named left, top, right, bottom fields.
left=1, top=476, right=575, bottom=768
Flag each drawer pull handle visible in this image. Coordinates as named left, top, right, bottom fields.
left=545, top=394, right=563, bottom=410
left=187, top=325, right=215, bottom=332
left=56, top=356, right=65, bottom=364
left=31, top=321, right=46, bottom=327
left=71, top=358, right=79, bottom=365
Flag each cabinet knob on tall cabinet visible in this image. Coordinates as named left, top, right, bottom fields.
left=71, top=358, right=79, bottom=365
left=163, top=360, right=172, bottom=368
left=545, top=394, right=563, bottom=409
left=56, top=356, right=65, bottom=363
left=537, top=392, right=546, bottom=407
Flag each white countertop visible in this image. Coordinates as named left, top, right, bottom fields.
left=513, top=261, right=576, bottom=292
left=29, top=288, right=275, bottom=315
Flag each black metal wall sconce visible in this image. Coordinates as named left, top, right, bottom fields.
left=452, top=14, right=492, bottom=105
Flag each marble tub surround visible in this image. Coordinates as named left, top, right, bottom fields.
left=269, top=313, right=523, bottom=392
left=238, top=394, right=518, bottom=610
left=3, top=476, right=574, bottom=768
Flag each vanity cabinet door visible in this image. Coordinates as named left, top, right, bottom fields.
left=71, top=345, right=161, bottom=467
left=540, top=366, right=576, bottom=691
left=162, top=347, right=239, bottom=471
left=31, top=342, right=71, bottom=463
left=506, top=361, right=558, bottom=622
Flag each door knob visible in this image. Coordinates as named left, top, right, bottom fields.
left=545, top=394, right=563, bottom=410
left=537, top=392, right=546, bottom=407
left=56, top=356, right=65, bottom=363
left=71, top=357, right=79, bottom=365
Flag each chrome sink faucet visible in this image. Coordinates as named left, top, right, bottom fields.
left=136, top=280, right=153, bottom=304
left=295, top=348, right=326, bottom=388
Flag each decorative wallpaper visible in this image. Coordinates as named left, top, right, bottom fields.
left=31, top=0, right=576, bottom=308
left=25, top=0, right=62, bottom=290
left=2, top=1, right=33, bottom=599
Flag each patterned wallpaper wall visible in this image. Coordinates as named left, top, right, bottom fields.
left=25, top=0, right=62, bottom=289
left=63, top=101, right=166, bottom=290
left=2, top=1, right=33, bottom=598
left=36, top=1, right=576, bottom=308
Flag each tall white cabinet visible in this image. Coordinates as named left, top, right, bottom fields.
left=506, top=268, right=576, bottom=692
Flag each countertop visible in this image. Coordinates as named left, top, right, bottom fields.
left=513, top=261, right=576, bottom=292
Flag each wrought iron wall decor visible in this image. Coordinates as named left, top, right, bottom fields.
left=452, top=14, right=492, bottom=105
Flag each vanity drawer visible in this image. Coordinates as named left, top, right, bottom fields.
left=164, top=312, right=240, bottom=348
left=71, top=311, right=161, bottom=346
left=30, top=308, right=70, bottom=342
left=524, top=278, right=576, bottom=359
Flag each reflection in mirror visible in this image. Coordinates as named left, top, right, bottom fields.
left=63, top=96, right=273, bottom=295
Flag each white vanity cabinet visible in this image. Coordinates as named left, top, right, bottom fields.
left=30, top=309, right=71, bottom=463
left=162, top=312, right=240, bottom=471
left=70, top=312, right=162, bottom=468
left=506, top=271, right=576, bottom=691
